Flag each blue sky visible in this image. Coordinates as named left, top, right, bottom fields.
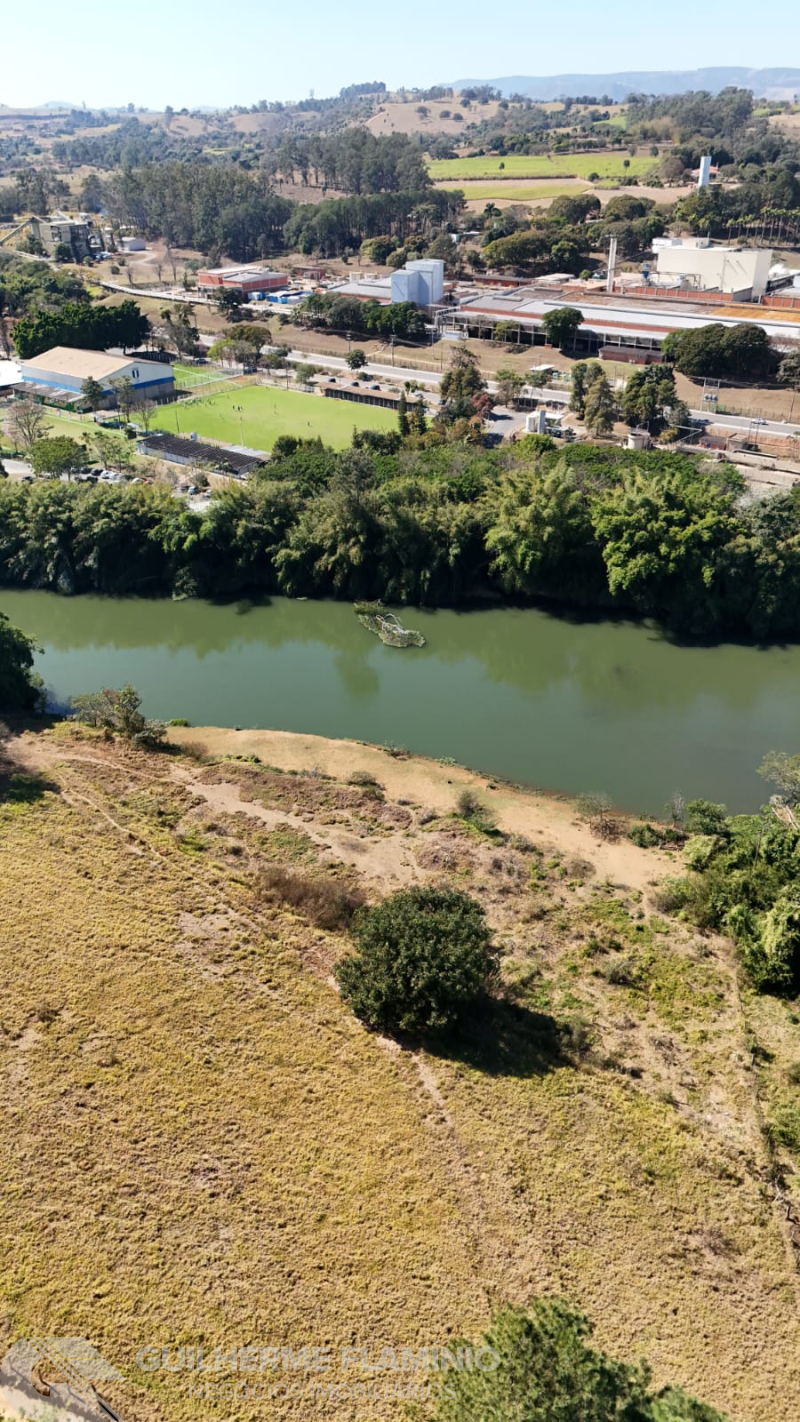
left=4, top=0, right=799, bottom=109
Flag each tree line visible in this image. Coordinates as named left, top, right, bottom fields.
left=12, top=299, right=149, bottom=361
left=2, top=441, right=800, bottom=639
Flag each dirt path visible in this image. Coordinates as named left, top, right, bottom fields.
left=169, top=726, right=668, bottom=893
left=172, top=765, right=421, bottom=886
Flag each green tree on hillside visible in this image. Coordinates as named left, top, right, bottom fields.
left=336, top=886, right=498, bottom=1036
left=429, top=1300, right=729, bottom=1422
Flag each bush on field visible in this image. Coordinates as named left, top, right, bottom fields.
left=256, top=865, right=364, bottom=931
left=335, top=886, right=498, bottom=1036
left=71, top=685, right=166, bottom=749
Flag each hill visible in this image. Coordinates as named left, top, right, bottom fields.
left=448, top=67, right=800, bottom=100
left=2, top=720, right=800, bottom=1420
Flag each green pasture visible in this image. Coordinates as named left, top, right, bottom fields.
left=428, top=152, right=652, bottom=181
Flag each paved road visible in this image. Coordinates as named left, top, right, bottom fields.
left=691, top=409, right=800, bottom=438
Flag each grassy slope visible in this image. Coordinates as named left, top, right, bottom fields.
left=2, top=726, right=800, bottom=1422
left=428, top=153, right=653, bottom=181
left=150, top=384, right=397, bottom=452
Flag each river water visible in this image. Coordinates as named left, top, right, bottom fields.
left=2, top=590, right=797, bottom=814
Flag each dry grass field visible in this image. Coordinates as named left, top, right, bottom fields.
left=2, top=722, right=800, bottom=1420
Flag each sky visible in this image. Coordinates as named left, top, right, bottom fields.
left=4, top=0, right=800, bottom=110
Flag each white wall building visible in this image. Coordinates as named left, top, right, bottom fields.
left=20, top=347, right=174, bottom=400
left=390, top=258, right=444, bottom=306
left=654, top=246, right=772, bottom=299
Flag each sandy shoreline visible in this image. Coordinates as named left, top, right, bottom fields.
left=168, top=724, right=673, bottom=893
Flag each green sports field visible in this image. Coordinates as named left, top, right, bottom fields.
left=150, top=384, right=398, bottom=452
left=429, top=152, right=652, bottom=181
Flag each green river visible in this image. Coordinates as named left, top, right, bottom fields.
left=2, top=590, right=798, bottom=814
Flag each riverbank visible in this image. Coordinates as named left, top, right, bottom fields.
left=168, top=723, right=669, bottom=893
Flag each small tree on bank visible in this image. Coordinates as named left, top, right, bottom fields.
left=335, top=886, right=498, bottom=1036
left=71, top=685, right=166, bottom=750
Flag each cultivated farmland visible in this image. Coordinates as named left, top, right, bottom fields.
left=428, top=152, right=654, bottom=181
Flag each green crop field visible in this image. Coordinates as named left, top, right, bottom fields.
left=429, top=152, right=652, bottom=181
left=150, top=384, right=397, bottom=452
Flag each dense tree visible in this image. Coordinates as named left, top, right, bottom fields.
left=583, top=370, right=616, bottom=435
left=662, top=323, right=775, bottom=381
left=494, top=368, right=525, bottom=407
left=0, top=613, right=42, bottom=712
left=439, top=346, right=486, bottom=422
left=591, top=464, right=741, bottom=631
left=485, top=462, right=600, bottom=602
left=430, top=1300, right=728, bottom=1422
left=13, top=299, right=149, bottom=361
left=81, top=376, right=105, bottom=411
left=30, top=436, right=85, bottom=480
left=621, top=365, right=679, bottom=430
left=541, top=306, right=584, bottom=351
left=335, top=886, right=498, bottom=1035
left=2, top=441, right=800, bottom=640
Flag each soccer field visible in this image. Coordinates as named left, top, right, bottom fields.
left=150, top=384, right=398, bottom=452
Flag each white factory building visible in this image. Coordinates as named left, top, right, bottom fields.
left=390, top=259, right=444, bottom=306
left=650, top=241, right=772, bottom=299
left=329, top=258, right=445, bottom=309
left=19, top=347, right=175, bottom=401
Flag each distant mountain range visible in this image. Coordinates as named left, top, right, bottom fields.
left=447, top=68, right=800, bottom=101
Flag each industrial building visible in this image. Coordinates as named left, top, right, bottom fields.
left=651, top=243, right=772, bottom=299
left=19, top=348, right=175, bottom=402
left=390, top=259, right=445, bottom=306
left=329, top=258, right=446, bottom=309
left=448, top=286, right=800, bottom=360
left=197, top=266, right=288, bottom=299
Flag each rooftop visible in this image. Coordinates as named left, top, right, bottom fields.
left=21, top=347, right=156, bottom=379
left=137, top=433, right=262, bottom=475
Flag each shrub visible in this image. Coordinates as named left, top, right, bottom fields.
left=428, top=1299, right=728, bottom=1422
left=628, top=822, right=663, bottom=849
left=651, top=878, right=693, bottom=914
left=255, top=866, right=364, bottom=931
left=71, top=685, right=166, bottom=749
left=335, top=886, right=498, bottom=1036
left=577, top=792, right=618, bottom=840
left=455, top=787, right=496, bottom=832
left=685, top=798, right=729, bottom=837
